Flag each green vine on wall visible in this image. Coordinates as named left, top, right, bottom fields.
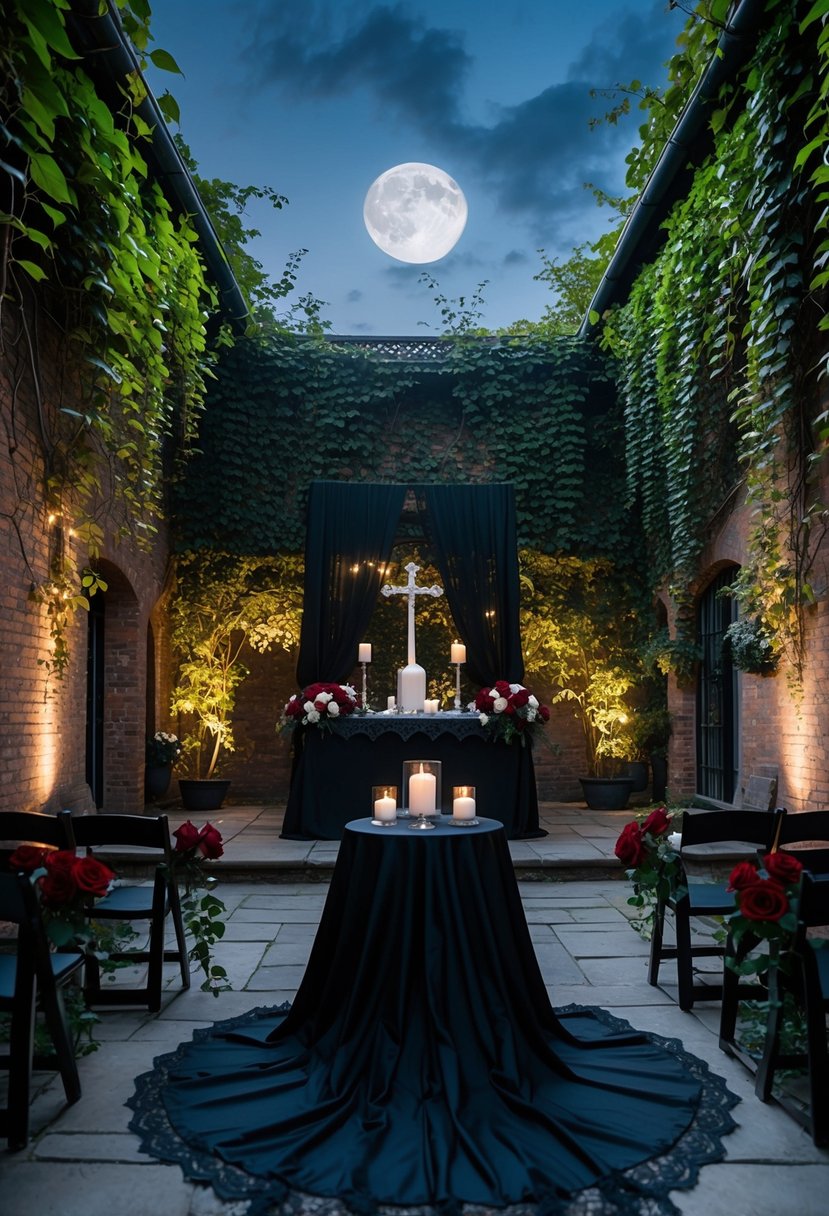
left=602, top=0, right=828, bottom=684
left=1, top=0, right=220, bottom=678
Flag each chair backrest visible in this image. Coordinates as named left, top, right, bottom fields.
left=0, top=870, right=51, bottom=978
left=0, top=810, right=68, bottom=856
left=61, top=812, right=173, bottom=860
left=777, top=810, right=829, bottom=849
left=797, top=869, right=829, bottom=933
left=679, top=807, right=784, bottom=851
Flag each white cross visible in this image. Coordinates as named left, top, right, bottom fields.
left=381, top=561, right=443, bottom=666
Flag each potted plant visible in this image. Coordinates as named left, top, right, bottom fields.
left=145, top=731, right=182, bottom=801
left=624, top=706, right=672, bottom=800
left=170, top=552, right=302, bottom=812
left=561, top=666, right=638, bottom=809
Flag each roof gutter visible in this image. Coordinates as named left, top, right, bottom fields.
left=578, top=0, right=770, bottom=338
left=65, top=1, right=249, bottom=332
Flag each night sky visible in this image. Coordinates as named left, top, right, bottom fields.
left=146, top=2, right=686, bottom=335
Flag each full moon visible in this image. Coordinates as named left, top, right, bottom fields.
left=363, top=163, right=468, bottom=263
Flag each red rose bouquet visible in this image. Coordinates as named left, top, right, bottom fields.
left=614, top=806, right=682, bottom=934
left=724, top=851, right=802, bottom=978
left=9, top=845, right=115, bottom=948
left=470, top=681, right=550, bottom=747
left=167, top=819, right=229, bottom=996
left=282, top=682, right=361, bottom=732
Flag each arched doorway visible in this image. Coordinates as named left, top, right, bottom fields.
left=696, top=567, right=739, bottom=801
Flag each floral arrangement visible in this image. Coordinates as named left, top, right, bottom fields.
left=146, top=731, right=183, bottom=766
left=8, top=845, right=116, bottom=948
left=470, top=681, right=550, bottom=746
left=282, top=682, right=361, bottom=731
left=724, top=851, right=802, bottom=978
left=168, top=819, right=230, bottom=995
left=614, top=806, right=683, bottom=932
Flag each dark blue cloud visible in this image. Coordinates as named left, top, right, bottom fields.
left=347, top=288, right=363, bottom=302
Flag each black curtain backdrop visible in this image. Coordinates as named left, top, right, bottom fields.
left=296, top=481, right=406, bottom=686
left=296, top=481, right=523, bottom=688
left=417, top=483, right=524, bottom=686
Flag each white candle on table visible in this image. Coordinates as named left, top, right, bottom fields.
left=423, top=699, right=438, bottom=714
left=359, top=643, right=372, bottom=663
left=451, top=641, right=466, bottom=664
left=400, top=663, right=426, bottom=710
left=453, top=787, right=476, bottom=820
left=387, top=695, right=396, bottom=711
left=409, top=764, right=436, bottom=816
left=374, top=792, right=396, bottom=822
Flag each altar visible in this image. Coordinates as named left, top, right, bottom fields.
left=280, top=712, right=544, bottom=839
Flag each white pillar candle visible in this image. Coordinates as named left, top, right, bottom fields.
left=359, top=642, right=372, bottom=663
left=409, top=764, right=436, bottom=816
left=400, top=662, right=426, bottom=711
left=451, top=641, right=466, bottom=664
left=374, top=793, right=396, bottom=821
left=387, top=695, right=396, bottom=711
left=423, top=699, right=438, bottom=714
left=453, top=787, right=476, bottom=820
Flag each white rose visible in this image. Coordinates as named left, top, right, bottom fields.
left=493, top=696, right=508, bottom=713
left=317, top=691, right=332, bottom=704
left=509, top=683, right=524, bottom=694
left=306, top=708, right=321, bottom=724
left=479, top=712, right=489, bottom=725
left=341, top=684, right=357, bottom=699
left=327, top=701, right=340, bottom=716
left=526, top=707, right=537, bottom=722
left=528, top=694, right=538, bottom=709
left=303, top=700, right=316, bottom=714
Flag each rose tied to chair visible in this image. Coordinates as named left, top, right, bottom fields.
left=8, top=845, right=116, bottom=949
left=168, top=820, right=230, bottom=995
left=614, top=806, right=683, bottom=935
left=724, top=852, right=803, bottom=979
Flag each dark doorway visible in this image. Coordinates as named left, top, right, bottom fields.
left=86, top=592, right=105, bottom=807
left=696, top=568, right=738, bottom=801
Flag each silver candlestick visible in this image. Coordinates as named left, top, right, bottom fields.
left=361, top=662, right=368, bottom=710
left=454, top=661, right=462, bottom=710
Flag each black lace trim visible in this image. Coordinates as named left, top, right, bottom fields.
left=330, top=712, right=486, bottom=743
left=127, top=1003, right=738, bottom=1216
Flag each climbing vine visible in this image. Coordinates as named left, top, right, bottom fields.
left=1, top=0, right=220, bottom=678
left=601, top=0, right=828, bottom=684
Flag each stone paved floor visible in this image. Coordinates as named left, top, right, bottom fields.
left=1, top=802, right=828, bottom=1214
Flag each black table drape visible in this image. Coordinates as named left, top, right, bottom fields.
left=296, top=481, right=407, bottom=686
left=130, top=819, right=738, bottom=1216
left=280, top=716, right=543, bottom=839
left=418, top=482, right=524, bottom=686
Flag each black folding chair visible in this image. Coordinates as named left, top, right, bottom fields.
left=753, top=869, right=829, bottom=1145
left=648, top=808, right=784, bottom=1010
left=0, top=871, right=84, bottom=1149
left=0, top=810, right=67, bottom=870
left=60, top=812, right=190, bottom=1012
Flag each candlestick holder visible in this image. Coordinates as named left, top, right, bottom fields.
left=453, top=661, right=463, bottom=710
left=402, top=759, right=441, bottom=830
left=361, top=661, right=368, bottom=710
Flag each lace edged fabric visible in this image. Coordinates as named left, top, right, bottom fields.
left=127, top=1003, right=738, bottom=1216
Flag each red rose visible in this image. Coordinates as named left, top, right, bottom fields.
left=8, top=844, right=51, bottom=873
left=285, top=698, right=303, bottom=719
left=763, top=851, right=804, bottom=886
left=511, top=688, right=530, bottom=708
left=44, top=849, right=79, bottom=875
left=641, top=806, right=671, bottom=837
left=198, top=822, right=224, bottom=860
left=539, top=705, right=550, bottom=722
left=174, top=820, right=201, bottom=852
left=738, top=878, right=789, bottom=923
left=728, top=860, right=760, bottom=891
left=475, top=688, right=494, bottom=712
left=494, top=680, right=511, bottom=697
left=38, top=867, right=78, bottom=907
left=615, top=821, right=645, bottom=867
left=504, top=702, right=516, bottom=715
left=73, top=855, right=115, bottom=897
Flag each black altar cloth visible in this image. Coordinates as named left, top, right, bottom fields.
left=280, top=712, right=544, bottom=840
left=129, top=818, right=738, bottom=1216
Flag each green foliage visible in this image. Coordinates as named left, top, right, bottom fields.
left=600, top=1, right=828, bottom=684
left=169, top=551, right=303, bottom=778
left=174, top=332, right=629, bottom=559
left=1, top=0, right=221, bottom=677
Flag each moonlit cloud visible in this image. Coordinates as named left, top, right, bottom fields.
left=245, top=1, right=676, bottom=242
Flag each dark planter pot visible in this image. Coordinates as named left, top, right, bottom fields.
left=145, top=764, right=172, bottom=800
left=579, top=776, right=634, bottom=811
left=651, top=755, right=668, bottom=802
left=623, top=761, right=649, bottom=794
left=178, top=779, right=231, bottom=813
